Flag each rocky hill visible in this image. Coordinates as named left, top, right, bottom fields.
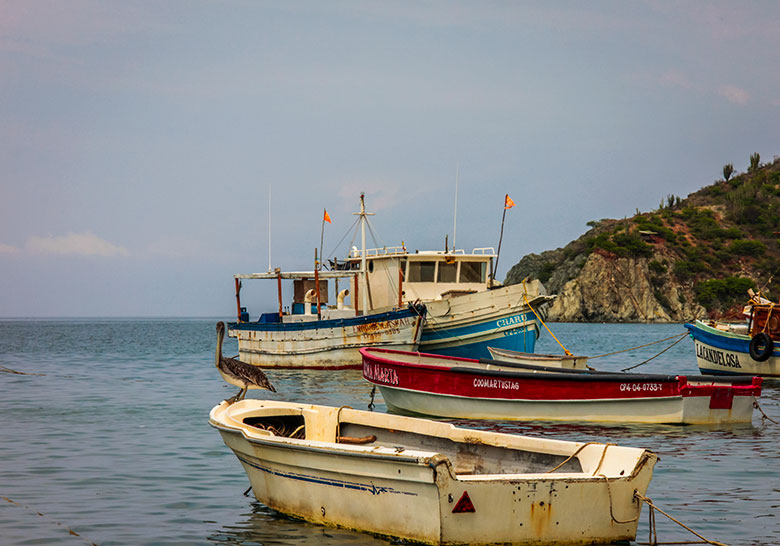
left=505, top=155, right=780, bottom=322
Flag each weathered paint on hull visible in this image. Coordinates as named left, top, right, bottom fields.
left=685, top=321, right=780, bottom=377
left=228, top=308, right=424, bottom=369
left=210, top=400, right=657, bottom=545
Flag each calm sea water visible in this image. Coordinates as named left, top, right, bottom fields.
left=1, top=319, right=778, bottom=546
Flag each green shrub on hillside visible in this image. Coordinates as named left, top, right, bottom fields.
left=586, top=230, right=653, bottom=258
left=673, top=259, right=708, bottom=280
left=728, top=239, right=767, bottom=257
left=538, top=262, right=556, bottom=283
left=694, top=276, right=754, bottom=309
left=648, top=260, right=666, bottom=274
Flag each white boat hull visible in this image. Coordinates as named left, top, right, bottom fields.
left=378, top=386, right=756, bottom=425
left=487, top=346, right=589, bottom=370
left=210, top=400, right=656, bottom=545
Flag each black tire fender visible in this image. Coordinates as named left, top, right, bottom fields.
left=749, top=332, right=774, bottom=362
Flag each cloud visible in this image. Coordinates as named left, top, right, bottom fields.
left=26, top=232, right=128, bottom=257
left=0, top=243, right=20, bottom=254
left=658, top=70, right=695, bottom=90
left=718, top=85, right=749, bottom=105
left=146, top=237, right=206, bottom=259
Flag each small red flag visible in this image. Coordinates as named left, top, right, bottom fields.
left=504, top=194, right=515, bottom=209
left=323, top=209, right=332, bottom=224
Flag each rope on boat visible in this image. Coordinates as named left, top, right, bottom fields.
left=522, top=279, right=572, bottom=356
left=753, top=400, right=779, bottom=425
left=368, top=384, right=377, bottom=410
left=600, top=475, right=640, bottom=524
left=1, top=496, right=98, bottom=546
left=544, top=442, right=615, bottom=474
left=619, top=333, right=689, bottom=372
left=634, top=492, right=728, bottom=546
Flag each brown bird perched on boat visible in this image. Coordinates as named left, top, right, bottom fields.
left=215, top=321, right=276, bottom=403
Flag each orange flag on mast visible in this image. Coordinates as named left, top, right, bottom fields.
left=323, top=209, right=332, bottom=224
left=504, top=194, right=516, bottom=209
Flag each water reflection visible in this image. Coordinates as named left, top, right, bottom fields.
left=209, top=502, right=392, bottom=546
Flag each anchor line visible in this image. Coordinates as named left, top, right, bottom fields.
left=634, top=492, right=728, bottom=546
left=1, top=496, right=98, bottom=546
left=753, top=400, right=779, bottom=425
left=521, top=279, right=572, bottom=356
left=620, top=333, right=689, bottom=372
left=590, top=332, right=688, bottom=360
left=0, top=365, right=45, bottom=376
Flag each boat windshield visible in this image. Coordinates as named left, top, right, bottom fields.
left=460, top=261, right=486, bottom=283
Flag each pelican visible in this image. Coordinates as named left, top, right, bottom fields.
left=215, top=321, right=276, bottom=403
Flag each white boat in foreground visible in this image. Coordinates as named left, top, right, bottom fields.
left=210, top=399, right=657, bottom=545
left=488, top=346, right=590, bottom=370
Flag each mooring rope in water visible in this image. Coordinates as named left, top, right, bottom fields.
left=1, top=496, right=98, bottom=546
left=367, top=384, right=377, bottom=410
left=753, top=400, right=779, bottom=425
left=589, top=332, right=688, bottom=360
left=619, top=333, right=689, bottom=372
left=634, top=492, right=728, bottom=546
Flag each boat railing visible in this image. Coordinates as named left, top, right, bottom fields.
left=471, top=247, right=496, bottom=255
left=350, top=247, right=495, bottom=258
left=350, top=246, right=408, bottom=258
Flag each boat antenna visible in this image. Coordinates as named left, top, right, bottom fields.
left=267, top=184, right=272, bottom=272
left=452, top=163, right=459, bottom=252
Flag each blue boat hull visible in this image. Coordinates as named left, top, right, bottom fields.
left=419, top=310, right=539, bottom=359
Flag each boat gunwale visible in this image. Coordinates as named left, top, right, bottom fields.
left=229, top=306, right=424, bottom=333
left=209, top=413, right=653, bottom=482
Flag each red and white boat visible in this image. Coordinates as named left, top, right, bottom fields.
left=360, top=348, right=763, bottom=425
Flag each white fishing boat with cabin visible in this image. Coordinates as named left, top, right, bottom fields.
left=210, top=399, right=657, bottom=545
left=336, top=244, right=554, bottom=359
left=228, top=195, right=426, bottom=369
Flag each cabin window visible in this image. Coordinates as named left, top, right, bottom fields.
left=460, top=261, right=486, bottom=283
left=437, top=262, right=457, bottom=283
left=408, top=261, right=436, bottom=282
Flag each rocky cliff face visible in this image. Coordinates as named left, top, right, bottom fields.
left=505, top=229, right=708, bottom=323
left=539, top=250, right=704, bottom=322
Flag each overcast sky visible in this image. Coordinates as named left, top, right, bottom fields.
left=1, top=1, right=779, bottom=317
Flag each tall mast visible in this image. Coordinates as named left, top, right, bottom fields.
left=452, top=163, right=459, bottom=251
left=267, top=185, right=272, bottom=272
left=353, top=193, right=374, bottom=314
